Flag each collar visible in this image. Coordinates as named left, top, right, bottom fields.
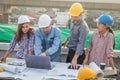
left=97, top=30, right=108, bottom=38
left=72, top=19, right=83, bottom=25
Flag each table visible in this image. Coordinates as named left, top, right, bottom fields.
left=0, top=58, right=117, bottom=80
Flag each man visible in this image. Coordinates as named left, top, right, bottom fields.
left=35, top=14, right=61, bottom=62
left=62, top=3, right=89, bottom=69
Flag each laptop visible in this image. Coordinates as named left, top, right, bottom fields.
left=25, top=54, right=51, bottom=70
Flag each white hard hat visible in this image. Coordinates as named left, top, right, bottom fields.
left=38, top=14, right=52, bottom=28
left=18, top=15, right=30, bottom=24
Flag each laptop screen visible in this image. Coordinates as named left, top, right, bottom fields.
left=25, top=54, right=51, bottom=70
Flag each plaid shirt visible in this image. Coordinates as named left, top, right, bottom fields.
left=87, top=30, right=114, bottom=66
left=8, top=33, right=35, bottom=58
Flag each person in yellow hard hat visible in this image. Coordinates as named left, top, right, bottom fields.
left=62, top=3, right=89, bottom=69
left=68, top=3, right=84, bottom=17
left=77, top=67, right=96, bottom=80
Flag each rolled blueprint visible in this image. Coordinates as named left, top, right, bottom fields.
left=0, top=64, right=18, bottom=73
left=89, top=62, right=104, bottom=78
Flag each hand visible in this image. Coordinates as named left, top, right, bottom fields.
left=113, top=67, right=120, bottom=75
left=82, top=54, right=88, bottom=65
left=71, top=57, right=78, bottom=69
left=28, top=51, right=33, bottom=55
left=61, top=38, right=69, bottom=47
left=82, top=58, right=88, bottom=65
left=40, top=52, right=47, bottom=56
left=116, top=69, right=120, bottom=75
left=61, top=42, right=66, bottom=47
left=82, top=51, right=89, bottom=65
left=0, top=57, right=6, bottom=63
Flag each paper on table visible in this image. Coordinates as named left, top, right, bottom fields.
left=19, top=68, right=47, bottom=80
left=47, top=66, right=79, bottom=80
left=89, top=62, right=104, bottom=78
left=44, top=75, right=76, bottom=80
left=8, top=60, right=25, bottom=66
left=0, top=72, right=14, bottom=77
left=0, top=63, right=26, bottom=73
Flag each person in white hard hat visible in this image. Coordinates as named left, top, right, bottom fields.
left=0, top=15, right=35, bottom=62
left=35, top=14, right=61, bottom=62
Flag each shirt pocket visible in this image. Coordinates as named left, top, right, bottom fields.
left=41, top=39, right=46, bottom=50
left=71, top=27, right=79, bottom=38
left=49, top=37, right=54, bottom=46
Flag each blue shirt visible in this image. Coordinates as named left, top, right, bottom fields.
left=35, top=26, right=61, bottom=62
left=67, top=19, right=89, bottom=55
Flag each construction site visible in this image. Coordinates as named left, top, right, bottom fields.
left=0, top=0, right=120, bottom=80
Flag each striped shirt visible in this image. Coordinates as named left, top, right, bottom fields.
left=86, top=29, right=114, bottom=66
left=8, top=32, right=35, bottom=58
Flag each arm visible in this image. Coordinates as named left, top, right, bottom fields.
left=0, top=35, right=16, bottom=62
left=71, top=26, right=89, bottom=68
left=106, top=34, right=115, bottom=69
left=34, top=30, right=42, bottom=55
left=83, top=32, right=94, bottom=64
left=61, top=37, right=69, bottom=47
left=0, top=51, right=10, bottom=62
left=71, top=54, right=79, bottom=69
left=82, top=51, right=89, bottom=65
left=75, top=27, right=88, bottom=55
left=28, top=33, right=35, bottom=55
left=45, top=29, right=61, bottom=55
left=108, top=57, right=115, bottom=69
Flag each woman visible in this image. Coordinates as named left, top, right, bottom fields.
left=83, top=14, right=115, bottom=69
left=0, top=15, right=34, bottom=62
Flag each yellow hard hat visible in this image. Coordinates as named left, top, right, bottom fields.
left=77, top=68, right=96, bottom=80
left=0, top=68, right=4, bottom=72
left=68, top=3, right=84, bottom=16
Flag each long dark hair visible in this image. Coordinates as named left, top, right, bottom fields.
left=15, top=23, right=34, bottom=42
left=106, top=27, right=115, bottom=48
